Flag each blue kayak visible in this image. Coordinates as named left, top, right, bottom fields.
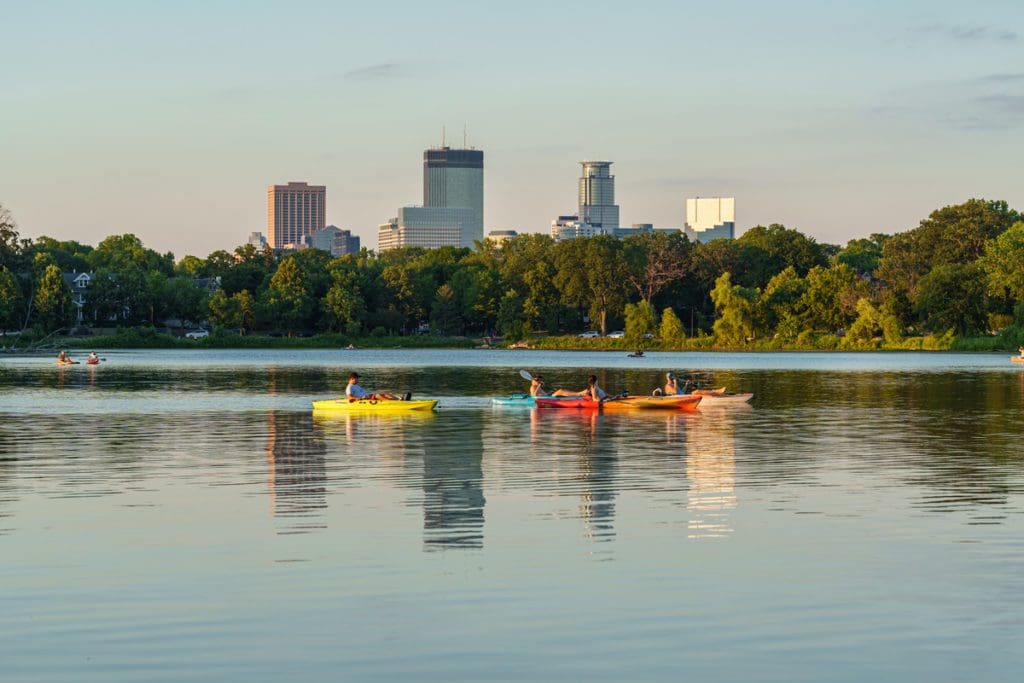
left=492, top=394, right=536, bottom=407
left=491, top=394, right=582, bottom=407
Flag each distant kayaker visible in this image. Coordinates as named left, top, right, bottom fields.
left=57, top=350, right=73, bottom=364
left=88, top=352, right=99, bottom=363
left=346, top=372, right=402, bottom=401
left=529, top=375, right=550, bottom=397
left=1019, top=347, right=1024, bottom=358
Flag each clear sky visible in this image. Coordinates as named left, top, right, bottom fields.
left=1, top=0, right=1022, bottom=257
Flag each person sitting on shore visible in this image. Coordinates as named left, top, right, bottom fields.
left=553, top=375, right=607, bottom=401
left=346, top=372, right=403, bottom=401
left=529, top=375, right=550, bottom=397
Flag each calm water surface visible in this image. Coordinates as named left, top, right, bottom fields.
left=2, top=350, right=1023, bottom=681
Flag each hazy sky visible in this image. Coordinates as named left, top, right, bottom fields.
left=2, top=0, right=1022, bottom=257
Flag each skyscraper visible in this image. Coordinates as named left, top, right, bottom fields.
left=578, top=161, right=619, bottom=232
left=267, top=182, right=326, bottom=250
left=684, top=197, right=736, bottom=243
left=423, top=147, right=484, bottom=247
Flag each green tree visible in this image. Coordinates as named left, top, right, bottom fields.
left=915, top=262, right=988, bottom=335
left=835, top=235, right=888, bottom=275
left=207, top=289, right=239, bottom=329
left=0, top=268, right=24, bottom=334
left=430, top=284, right=463, bottom=336
left=797, top=264, right=866, bottom=333
left=0, top=204, right=29, bottom=273
left=260, top=257, right=313, bottom=335
left=659, top=307, right=686, bottom=343
left=624, top=300, right=657, bottom=345
left=583, top=236, right=628, bottom=336
left=980, top=221, right=1024, bottom=303
left=235, top=290, right=255, bottom=333
left=33, top=264, right=73, bottom=331
left=496, top=289, right=527, bottom=341
left=622, top=231, right=691, bottom=302
left=737, top=223, right=828, bottom=286
left=710, top=272, right=759, bottom=345
left=323, top=266, right=366, bottom=333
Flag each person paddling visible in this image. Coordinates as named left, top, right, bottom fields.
left=664, top=371, right=681, bottom=395
left=529, top=375, right=550, bottom=397
left=346, top=372, right=404, bottom=401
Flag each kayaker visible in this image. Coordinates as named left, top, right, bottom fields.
left=529, top=375, right=550, bottom=397
left=88, top=352, right=99, bottom=363
left=346, top=372, right=403, bottom=401
left=664, top=372, right=681, bottom=395
left=553, top=375, right=607, bottom=401
left=1019, top=347, right=1024, bottom=358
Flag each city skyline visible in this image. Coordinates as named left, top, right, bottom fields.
left=2, top=1, right=1022, bottom=257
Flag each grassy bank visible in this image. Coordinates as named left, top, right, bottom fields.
left=8, top=325, right=1024, bottom=352
left=6, top=327, right=478, bottom=350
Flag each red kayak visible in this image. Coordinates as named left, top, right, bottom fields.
left=535, top=395, right=701, bottom=412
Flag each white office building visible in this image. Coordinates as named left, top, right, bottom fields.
left=550, top=214, right=610, bottom=241
left=684, top=197, right=736, bottom=243
left=378, top=207, right=475, bottom=251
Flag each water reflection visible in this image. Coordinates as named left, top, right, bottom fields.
left=533, top=410, right=618, bottom=543
left=265, top=411, right=327, bottom=534
left=685, top=407, right=742, bottom=539
left=420, top=415, right=486, bottom=551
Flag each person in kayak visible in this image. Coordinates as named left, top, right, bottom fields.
left=57, top=350, right=74, bottom=364
left=87, top=352, right=99, bottom=363
left=553, top=375, right=607, bottom=400
left=346, top=372, right=404, bottom=401
left=529, top=375, right=550, bottom=397
left=663, top=371, right=681, bottom=395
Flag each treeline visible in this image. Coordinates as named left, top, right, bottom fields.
left=1, top=199, right=1023, bottom=349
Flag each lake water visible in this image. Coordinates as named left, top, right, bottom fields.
left=2, top=349, right=1023, bottom=681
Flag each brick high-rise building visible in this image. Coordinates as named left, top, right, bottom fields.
left=267, top=182, right=326, bottom=249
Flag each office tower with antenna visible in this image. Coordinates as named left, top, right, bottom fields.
left=422, top=131, right=484, bottom=247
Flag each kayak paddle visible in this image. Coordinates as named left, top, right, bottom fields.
left=519, top=369, right=534, bottom=381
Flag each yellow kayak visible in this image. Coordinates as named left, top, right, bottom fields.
left=312, top=398, right=439, bottom=413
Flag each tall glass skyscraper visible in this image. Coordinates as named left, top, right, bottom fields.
left=578, top=161, right=619, bottom=231
left=423, top=147, right=484, bottom=247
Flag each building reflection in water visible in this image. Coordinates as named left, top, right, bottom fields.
left=419, top=416, right=486, bottom=551
left=684, top=406, right=741, bottom=539
left=535, top=410, right=618, bottom=543
left=265, top=410, right=327, bottom=534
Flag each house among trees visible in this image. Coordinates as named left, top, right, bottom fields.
left=62, top=271, right=93, bottom=324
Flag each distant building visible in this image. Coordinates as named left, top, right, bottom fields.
left=313, top=226, right=360, bottom=257
left=551, top=214, right=608, bottom=241
left=685, top=197, right=736, bottom=243
left=267, top=181, right=326, bottom=250
left=246, top=232, right=267, bottom=250
left=281, top=234, right=313, bottom=251
left=192, top=276, right=223, bottom=294
left=378, top=207, right=475, bottom=251
left=578, top=161, right=619, bottom=232
left=423, top=146, right=484, bottom=247
left=62, top=271, right=92, bottom=324
left=485, top=230, right=519, bottom=245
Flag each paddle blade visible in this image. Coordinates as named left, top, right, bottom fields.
left=519, top=369, right=533, bottom=381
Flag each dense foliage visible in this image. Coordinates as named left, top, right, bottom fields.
left=2, top=199, right=1023, bottom=348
